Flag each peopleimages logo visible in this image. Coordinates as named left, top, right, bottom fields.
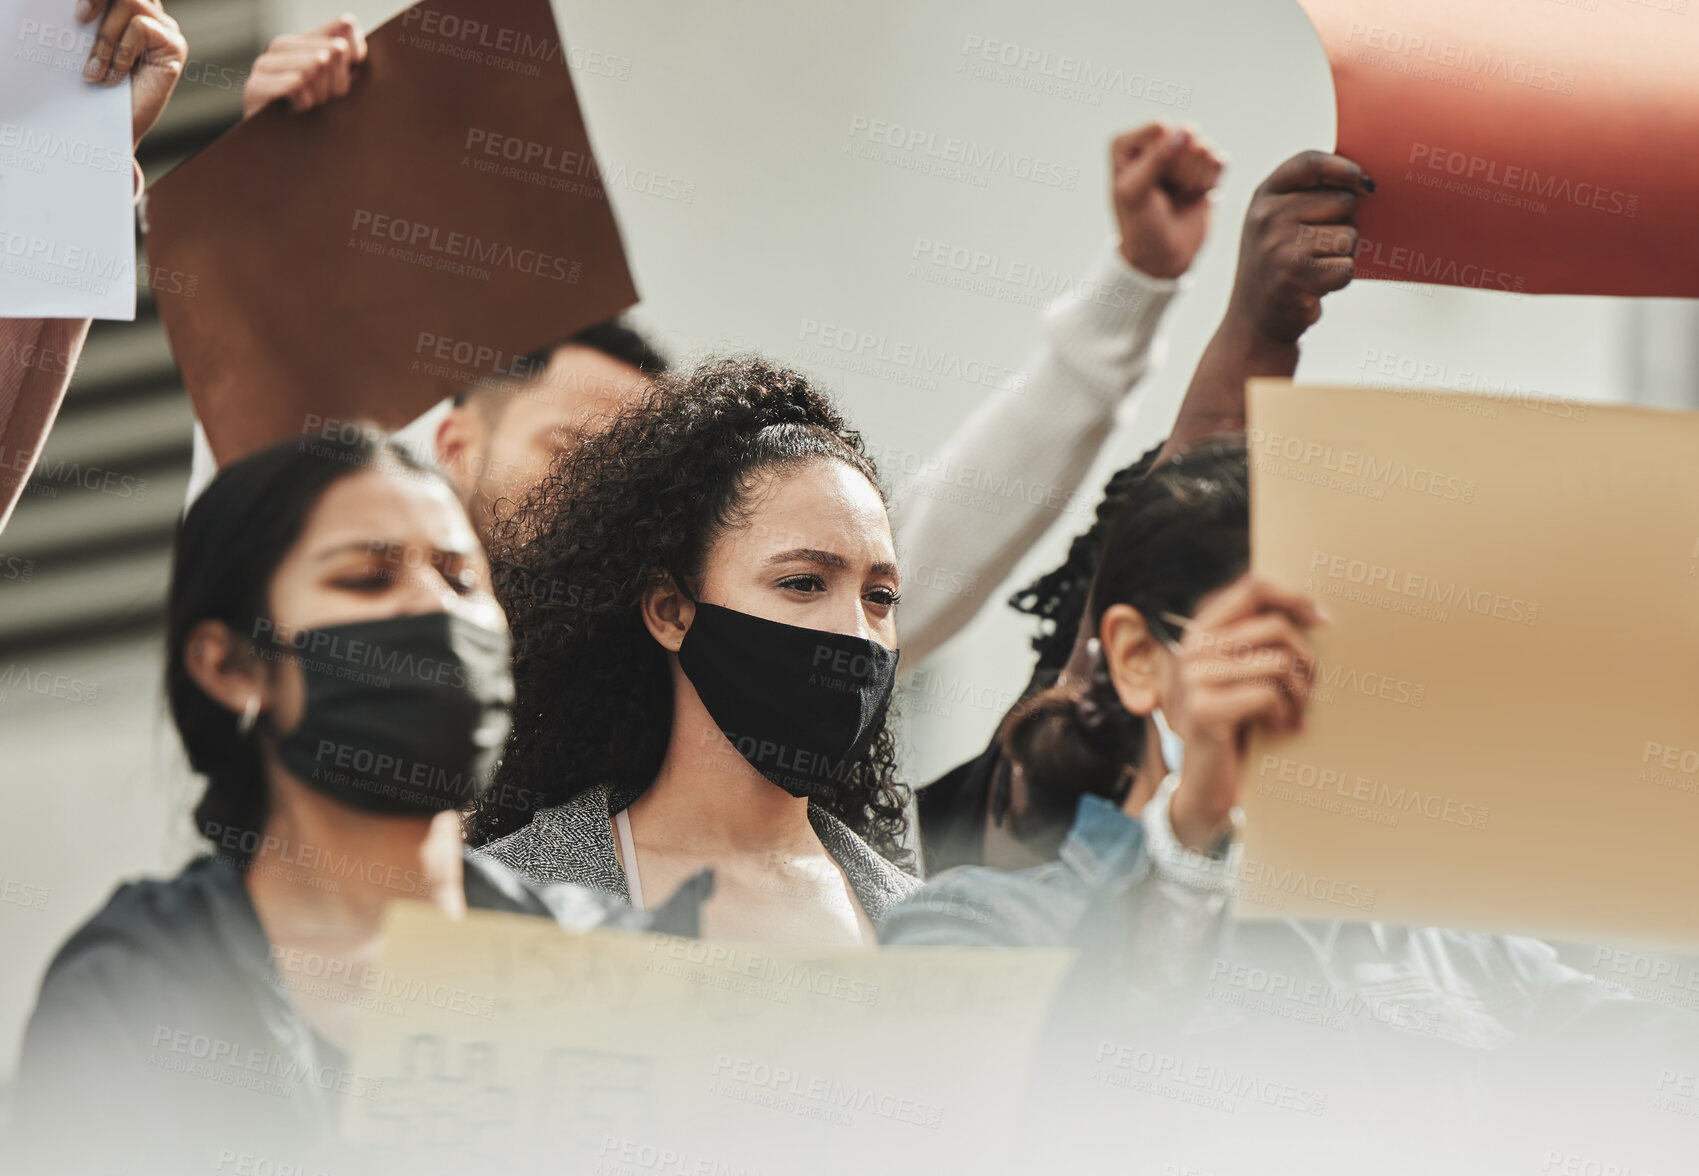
left=215, top=1148, right=329, bottom=1176
left=201, top=822, right=432, bottom=896
left=846, top=115, right=1079, bottom=190
left=12, top=18, right=93, bottom=71
left=250, top=617, right=481, bottom=691
left=269, top=945, right=496, bottom=1018
left=0, top=123, right=130, bottom=173
left=400, top=6, right=560, bottom=62
left=461, top=128, right=696, bottom=203
left=414, top=329, right=542, bottom=381
left=1249, top=426, right=1476, bottom=503
left=711, top=1053, right=944, bottom=1129
left=1352, top=238, right=1526, bottom=293
left=1257, top=754, right=1490, bottom=831
left=309, top=739, right=478, bottom=803
left=798, top=319, right=1027, bottom=393
left=148, top=1026, right=383, bottom=1100
left=719, top=730, right=855, bottom=787
left=1355, top=347, right=1589, bottom=422
left=957, top=34, right=1193, bottom=108
left=1306, top=550, right=1540, bottom=627
left=810, top=643, right=884, bottom=681
left=1237, top=858, right=1377, bottom=912
left=909, top=236, right=1148, bottom=311
left=349, top=209, right=581, bottom=282
left=647, top=938, right=882, bottom=1006
left=1343, top=22, right=1577, bottom=94
left=1, top=877, right=50, bottom=911
left=0, top=232, right=133, bottom=284
left=860, top=438, right=1096, bottom=520
left=1408, top=143, right=1638, bottom=217
left=0, top=663, right=100, bottom=705
left=1091, top=1040, right=1328, bottom=1115
left=1204, top=960, right=1440, bottom=1035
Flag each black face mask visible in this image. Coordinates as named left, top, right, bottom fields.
left=676, top=601, right=899, bottom=799
left=267, top=613, right=514, bottom=815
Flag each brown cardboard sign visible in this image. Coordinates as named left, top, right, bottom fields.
left=146, top=0, right=638, bottom=463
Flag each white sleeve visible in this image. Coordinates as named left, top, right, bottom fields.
left=184, top=422, right=217, bottom=512
left=892, top=247, right=1181, bottom=665
left=1139, top=771, right=1241, bottom=907
left=1116, top=772, right=1241, bottom=1000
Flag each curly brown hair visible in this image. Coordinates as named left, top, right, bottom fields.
left=465, top=354, right=914, bottom=869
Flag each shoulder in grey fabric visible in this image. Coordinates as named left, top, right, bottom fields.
left=474, top=783, right=919, bottom=924
left=477, top=785, right=627, bottom=895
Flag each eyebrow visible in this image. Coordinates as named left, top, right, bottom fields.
left=313, top=540, right=474, bottom=563
left=764, top=548, right=900, bottom=579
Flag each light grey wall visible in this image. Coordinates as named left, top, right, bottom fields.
left=0, top=0, right=1665, bottom=1075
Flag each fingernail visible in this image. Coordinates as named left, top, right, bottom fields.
left=1362, top=175, right=1377, bottom=193
left=83, top=56, right=103, bottom=80
left=1316, top=605, right=1333, bottom=623
left=74, top=0, right=95, bottom=20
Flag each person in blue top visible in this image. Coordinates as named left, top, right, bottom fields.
left=884, top=435, right=1699, bottom=1172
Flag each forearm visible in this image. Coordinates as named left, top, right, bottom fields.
left=0, top=318, right=93, bottom=531
left=1156, top=316, right=1297, bottom=465
left=885, top=788, right=1234, bottom=1007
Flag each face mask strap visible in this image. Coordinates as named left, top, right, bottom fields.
left=1152, top=705, right=1184, bottom=774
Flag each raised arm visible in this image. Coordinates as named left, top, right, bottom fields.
left=1156, top=150, right=1371, bottom=463
left=242, top=14, right=367, bottom=118
left=893, top=124, right=1223, bottom=665
left=1, top=0, right=184, bottom=532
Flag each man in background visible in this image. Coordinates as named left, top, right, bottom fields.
left=225, top=19, right=669, bottom=537
left=433, top=319, right=667, bottom=535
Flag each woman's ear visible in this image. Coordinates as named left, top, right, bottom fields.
left=182, top=619, right=272, bottom=718
left=1099, top=603, right=1163, bottom=717
left=640, top=573, right=696, bottom=652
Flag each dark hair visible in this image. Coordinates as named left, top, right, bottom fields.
left=166, top=429, right=442, bottom=861
left=466, top=354, right=913, bottom=869
left=1000, top=436, right=1249, bottom=808
left=552, top=318, right=670, bottom=377
left=453, top=317, right=669, bottom=411
left=1008, top=442, right=1165, bottom=674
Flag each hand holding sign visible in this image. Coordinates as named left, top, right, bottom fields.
left=79, top=0, right=185, bottom=148
left=1295, top=0, right=1699, bottom=297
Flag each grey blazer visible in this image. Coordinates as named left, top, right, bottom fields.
left=474, top=783, right=920, bottom=926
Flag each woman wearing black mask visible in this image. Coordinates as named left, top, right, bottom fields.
left=469, top=356, right=917, bottom=944
left=14, top=431, right=681, bottom=1174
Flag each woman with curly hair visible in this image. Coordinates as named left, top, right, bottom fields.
left=467, top=355, right=918, bottom=945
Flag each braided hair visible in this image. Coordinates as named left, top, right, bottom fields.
left=465, top=355, right=912, bottom=869
left=1000, top=436, right=1249, bottom=809
left=1007, top=443, right=1166, bottom=675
